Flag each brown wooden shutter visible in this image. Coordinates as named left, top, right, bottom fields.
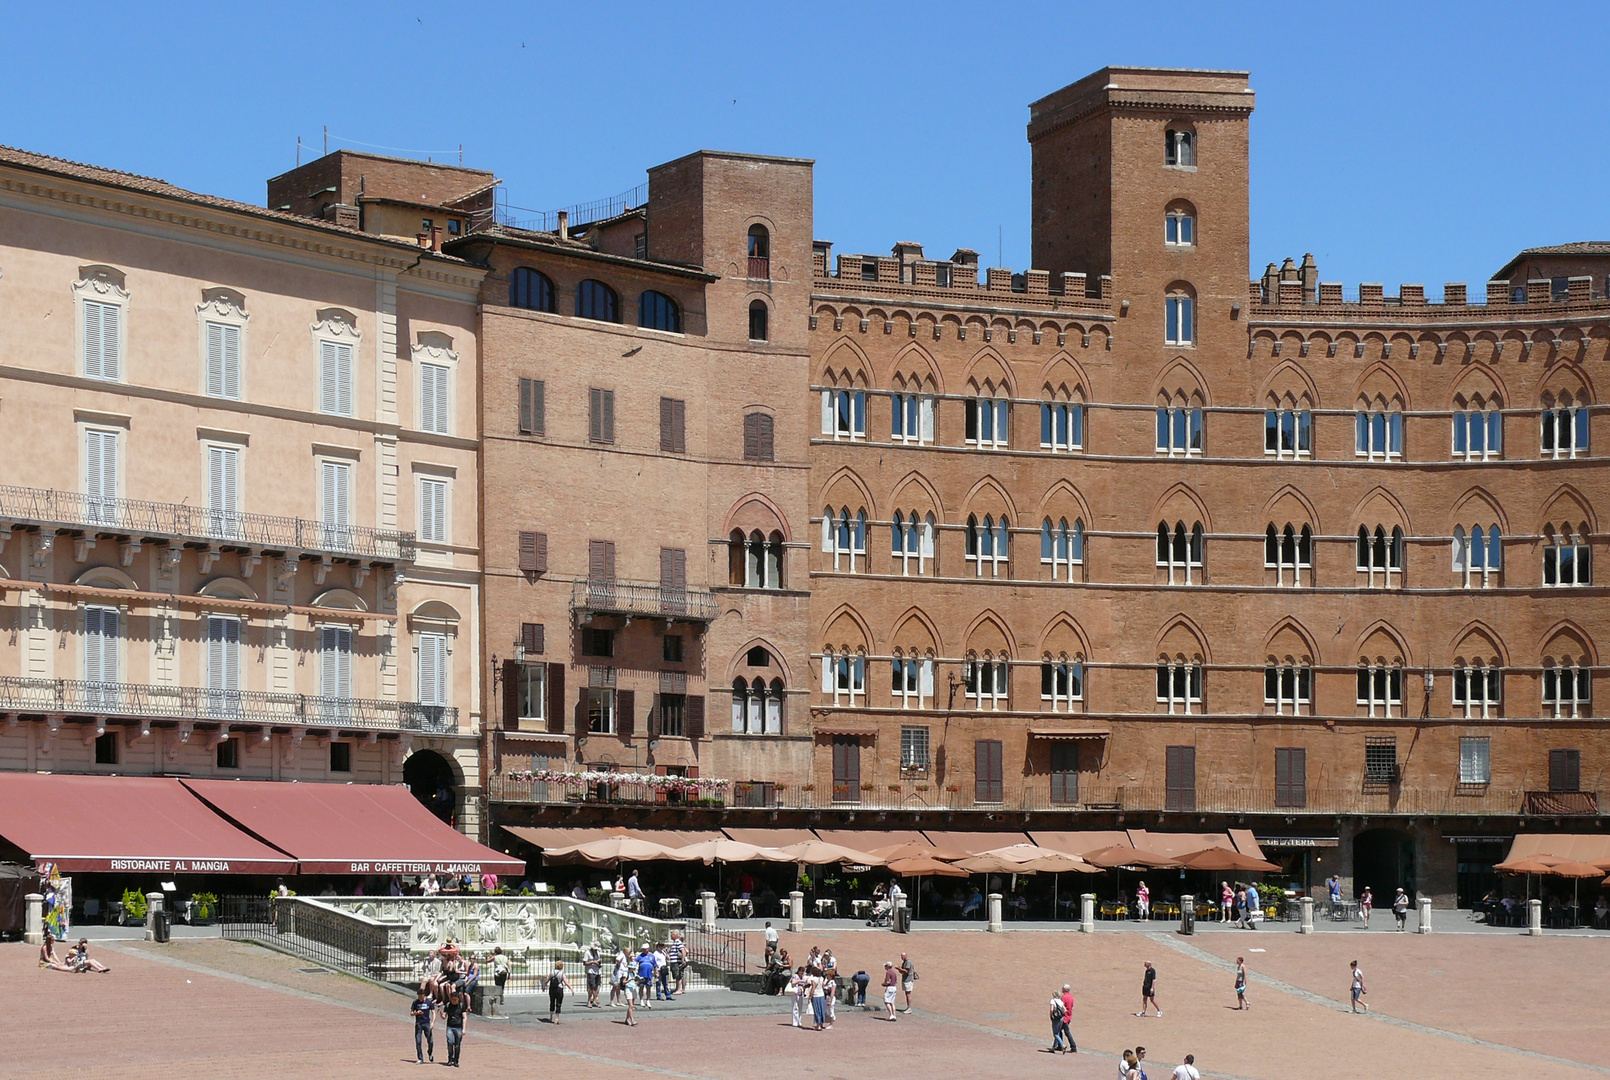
left=521, top=623, right=544, bottom=654
left=574, top=689, right=589, bottom=735
left=1165, top=745, right=1197, bottom=811
left=601, top=390, right=616, bottom=442
left=617, top=689, right=635, bottom=740
left=501, top=660, right=520, bottom=730
left=546, top=662, right=565, bottom=734
left=518, top=378, right=532, bottom=434
left=728, top=535, right=744, bottom=585
left=686, top=695, right=705, bottom=740
left=973, top=739, right=1003, bottom=802
left=1275, top=747, right=1306, bottom=808
left=758, top=414, right=774, bottom=461
left=518, top=531, right=547, bottom=574
left=589, top=388, right=603, bottom=441
left=649, top=693, right=661, bottom=737
left=743, top=413, right=761, bottom=460
left=660, top=398, right=684, bottom=453
left=588, top=540, right=616, bottom=582
left=1550, top=748, right=1581, bottom=792
left=659, top=548, right=687, bottom=588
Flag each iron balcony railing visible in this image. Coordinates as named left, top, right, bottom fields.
left=0, top=484, right=416, bottom=563
left=0, top=676, right=456, bottom=734
left=570, top=578, right=720, bottom=623
left=488, top=772, right=1590, bottom=818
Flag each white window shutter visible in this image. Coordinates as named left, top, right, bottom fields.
left=419, top=633, right=447, bottom=705
left=920, top=658, right=935, bottom=698
left=83, top=302, right=104, bottom=378
left=102, top=303, right=120, bottom=380
left=85, top=430, right=118, bottom=520
left=319, top=342, right=338, bottom=413
left=321, top=462, right=349, bottom=527
left=337, top=343, right=353, bottom=415
left=207, top=323, right=225, bottom=397
left=421, top=363, right=449, bottom=434
left=224, top=324, right=241, bottom=398
left=821, top=390, right=833, bottom=435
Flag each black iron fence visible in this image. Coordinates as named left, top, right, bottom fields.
left=219, top=895, right=274, bottom=936
left=683, top=926, right=750, bottom=974
left=222, top=896, right=411, bottom=983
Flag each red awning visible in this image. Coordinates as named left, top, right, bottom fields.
left=185, top=780, right=524, bottom=875
left=0, top=774, right=295, bottom=874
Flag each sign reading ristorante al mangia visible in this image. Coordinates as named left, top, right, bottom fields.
left=105, top=859, right=241, bottom=872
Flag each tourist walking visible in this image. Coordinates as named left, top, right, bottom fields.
left=1349, top=960, right=1368, bottom=1013
left=1135, top=961, right=1161, bottom=1017
left=610, top=948, right=629, bottom=1007
left=488, top=947, right=508, bottom=1018
left=547, top=961, right=572, bottom=1024
left=667, top=931, right=688, bottom=995
left=1120, top=1049, right=1140, bottom=1079
left=1245, top=882, right=1261, bottom=929
left=1136, top=880, right=1151, bottom=921
left=1392, top=888, right=1410, bottom=931
left=1234, top=957, right=1249, bottom=1010
left=584, top=943, right=602, bottom=1007
left=1359, top=887, right=1373, bottom=928
left=624, top=969, right=638, bottom=1027
left=442, top=988, right=467, bottom=1067
left=627, top=869, right=645, bottom=912
left=882, top=961, right=899, bottom=1020
left=898, top=951, right=917, bottom=1012
left=1219, top=882, right=1232, bottom=922
left=411, top=986, right=436, bottom=1064
left=1046, top=982, right=1076, bottom=1052
left=1233, top=885, right=1247, bottom=928
left=1171, top=1053, right=1200, bottom=1080
left=635, top=944, right=657, bottom=1007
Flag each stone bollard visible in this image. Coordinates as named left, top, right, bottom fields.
left=610, top=890, right=626, bottom=910
left=1080, top=893, right=1095, bottom=933
left=699, top=891, right=717, bottom=932
left=24, top=893, right=43, bottom=946
left=1299, top=896, right=1315, bottom=934
left=788, top=891, right=804, bottom=933
left=1527, top=898, right=1544, bottom=936
left=987, top=892, right=1003, bottom=932
left=1416, top=896, right=1432, bottom=934
left=145, top=892, right=163, bottom=942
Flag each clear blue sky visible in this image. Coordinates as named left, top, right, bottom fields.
left=4, top=2, right=1604, bottom=291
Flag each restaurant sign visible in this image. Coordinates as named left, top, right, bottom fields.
left=1255, top=836, right=1340, bottom=848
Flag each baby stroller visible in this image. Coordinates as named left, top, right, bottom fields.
left=867, top=899, right=894, bottom=927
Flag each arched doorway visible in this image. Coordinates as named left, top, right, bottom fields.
left=1353, top=827, right=1415, bottom=899
left=404, top=749, right=458, bottom=825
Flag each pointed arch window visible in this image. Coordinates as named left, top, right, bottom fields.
left=1264, top=524, right=1312, bottom=586
left=965, top=514, right=1010, bottom=578
left=1543, top=663, right=1591, bottom=718
left=821, top=507, right=866, bottom=572
left=1541, top=396, right=1589, bottom=459
left=1356, top=525, right=1404, bottom=588
left=1156, top=661, right=1204, bottom=714
left=1452, top=409, right=1502, bottom=460
left=1451, top=524, right=1502, bottom=587
left=1355, top=410, right=1404, bottom=460
left=963, top=654, right=1010, bottom=710
left=1040, top=400, right=1084, bottom=451
left=1356, top=663, right=1404, bottom=717
left=891, top=651, right=935, bottom=709
left=732, top=676, right=784, bottom=734
left=821, top=386, right=866, bottom=440
left=1543, top=530, right=1591, bottom=586
left=1156, top=521, right=1205, bottom=585
left=966, top=394, right=1010, bottom=448
left=1041, top=517, right=1084, bottom=582
left=730, top=529, right=783, bottom=588
left=822, top=649, right=865, bottom=706
left=891, top=510, right=936, bottom=576
left=1040, top=657, right=1084, bottom=712
left=1263, top=663, right=1312, bottom=715
left=1264, top=409, right=1312, bottom=457
left=891, top=388, right=936, bottom=444
left=1451, top=663, right=1502, bottom=719
left=1156, top=405, right=1203, bottom=455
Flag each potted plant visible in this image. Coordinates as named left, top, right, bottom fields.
left=914, top=783, right=930, bottom=792
left=190, top=892, right=219, bottom=925
left=800, top=783, right=815, bottom=792
left=860, top=782, right=875, bottom=792
left=121, top=888, right=147, bottom=926
left=945, top=784, right=960, bottom=793
left=887, top=784, right=901, bottom=793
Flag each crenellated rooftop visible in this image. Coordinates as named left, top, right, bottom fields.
left=811, top=240, right=1112, bottom=315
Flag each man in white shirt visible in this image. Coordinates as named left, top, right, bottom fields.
left=1171, top=1054, right=1200, bottom=1080
left=763, top=921, right=780, bottom=962
left=627, top=870, right=645, bottom=913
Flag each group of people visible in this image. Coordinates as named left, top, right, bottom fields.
left=411, top=985, right=468, bottom=1066
left=1118, top=1047, right=1201, bottom=1080
left=558, top=933, right=690, bottom=1026
left=1217, top=881, right=1266, bottom=928
left=38, top=930, right=110, bottom=974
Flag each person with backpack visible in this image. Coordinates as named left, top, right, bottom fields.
left=1392, top=888, right=1410, bottom=931
left=487, top=947, right=508, bottom=1018
left=546, top=961, right=572, bottom=1024
left=1047, top=982, right=1076, bottom=1052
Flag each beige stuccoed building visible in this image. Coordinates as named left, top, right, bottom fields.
left=0, top=147, right=488, bottom=835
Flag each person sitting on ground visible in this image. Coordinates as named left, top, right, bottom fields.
left=39, top=928, right=56, bottom=968
left=70, top=939, right=111, bottom=973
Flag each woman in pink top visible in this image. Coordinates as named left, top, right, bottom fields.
left=1220, top=882, right=1233, bottom=921
left=1136, top=881, right=1151, bottom=921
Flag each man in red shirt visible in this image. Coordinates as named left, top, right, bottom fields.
left=1057, top=983, right=1076, bottom=1052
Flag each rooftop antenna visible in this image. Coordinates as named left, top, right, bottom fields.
left=297, top=135, right=301, bottom=167
left=459, top=144, right=463, bottom=164
left=323, top=125, right=328, bottom=156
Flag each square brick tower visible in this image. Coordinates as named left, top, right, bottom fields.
left=1028, top=67, right=1254, bottom=355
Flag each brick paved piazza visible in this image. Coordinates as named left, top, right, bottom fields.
left=10, top=924, right=1610, bottom=1080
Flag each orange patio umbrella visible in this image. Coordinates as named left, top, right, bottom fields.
left=1081, top=845, right=1182, bottom=869
left=1176, top=847, right=1281, bottom=873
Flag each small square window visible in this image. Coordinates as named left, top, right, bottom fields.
left=330, top=741, right=352, bottom=773
left=663, top=635, right=684, bottom=663
left=216, top=737, right=240, bottom=769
